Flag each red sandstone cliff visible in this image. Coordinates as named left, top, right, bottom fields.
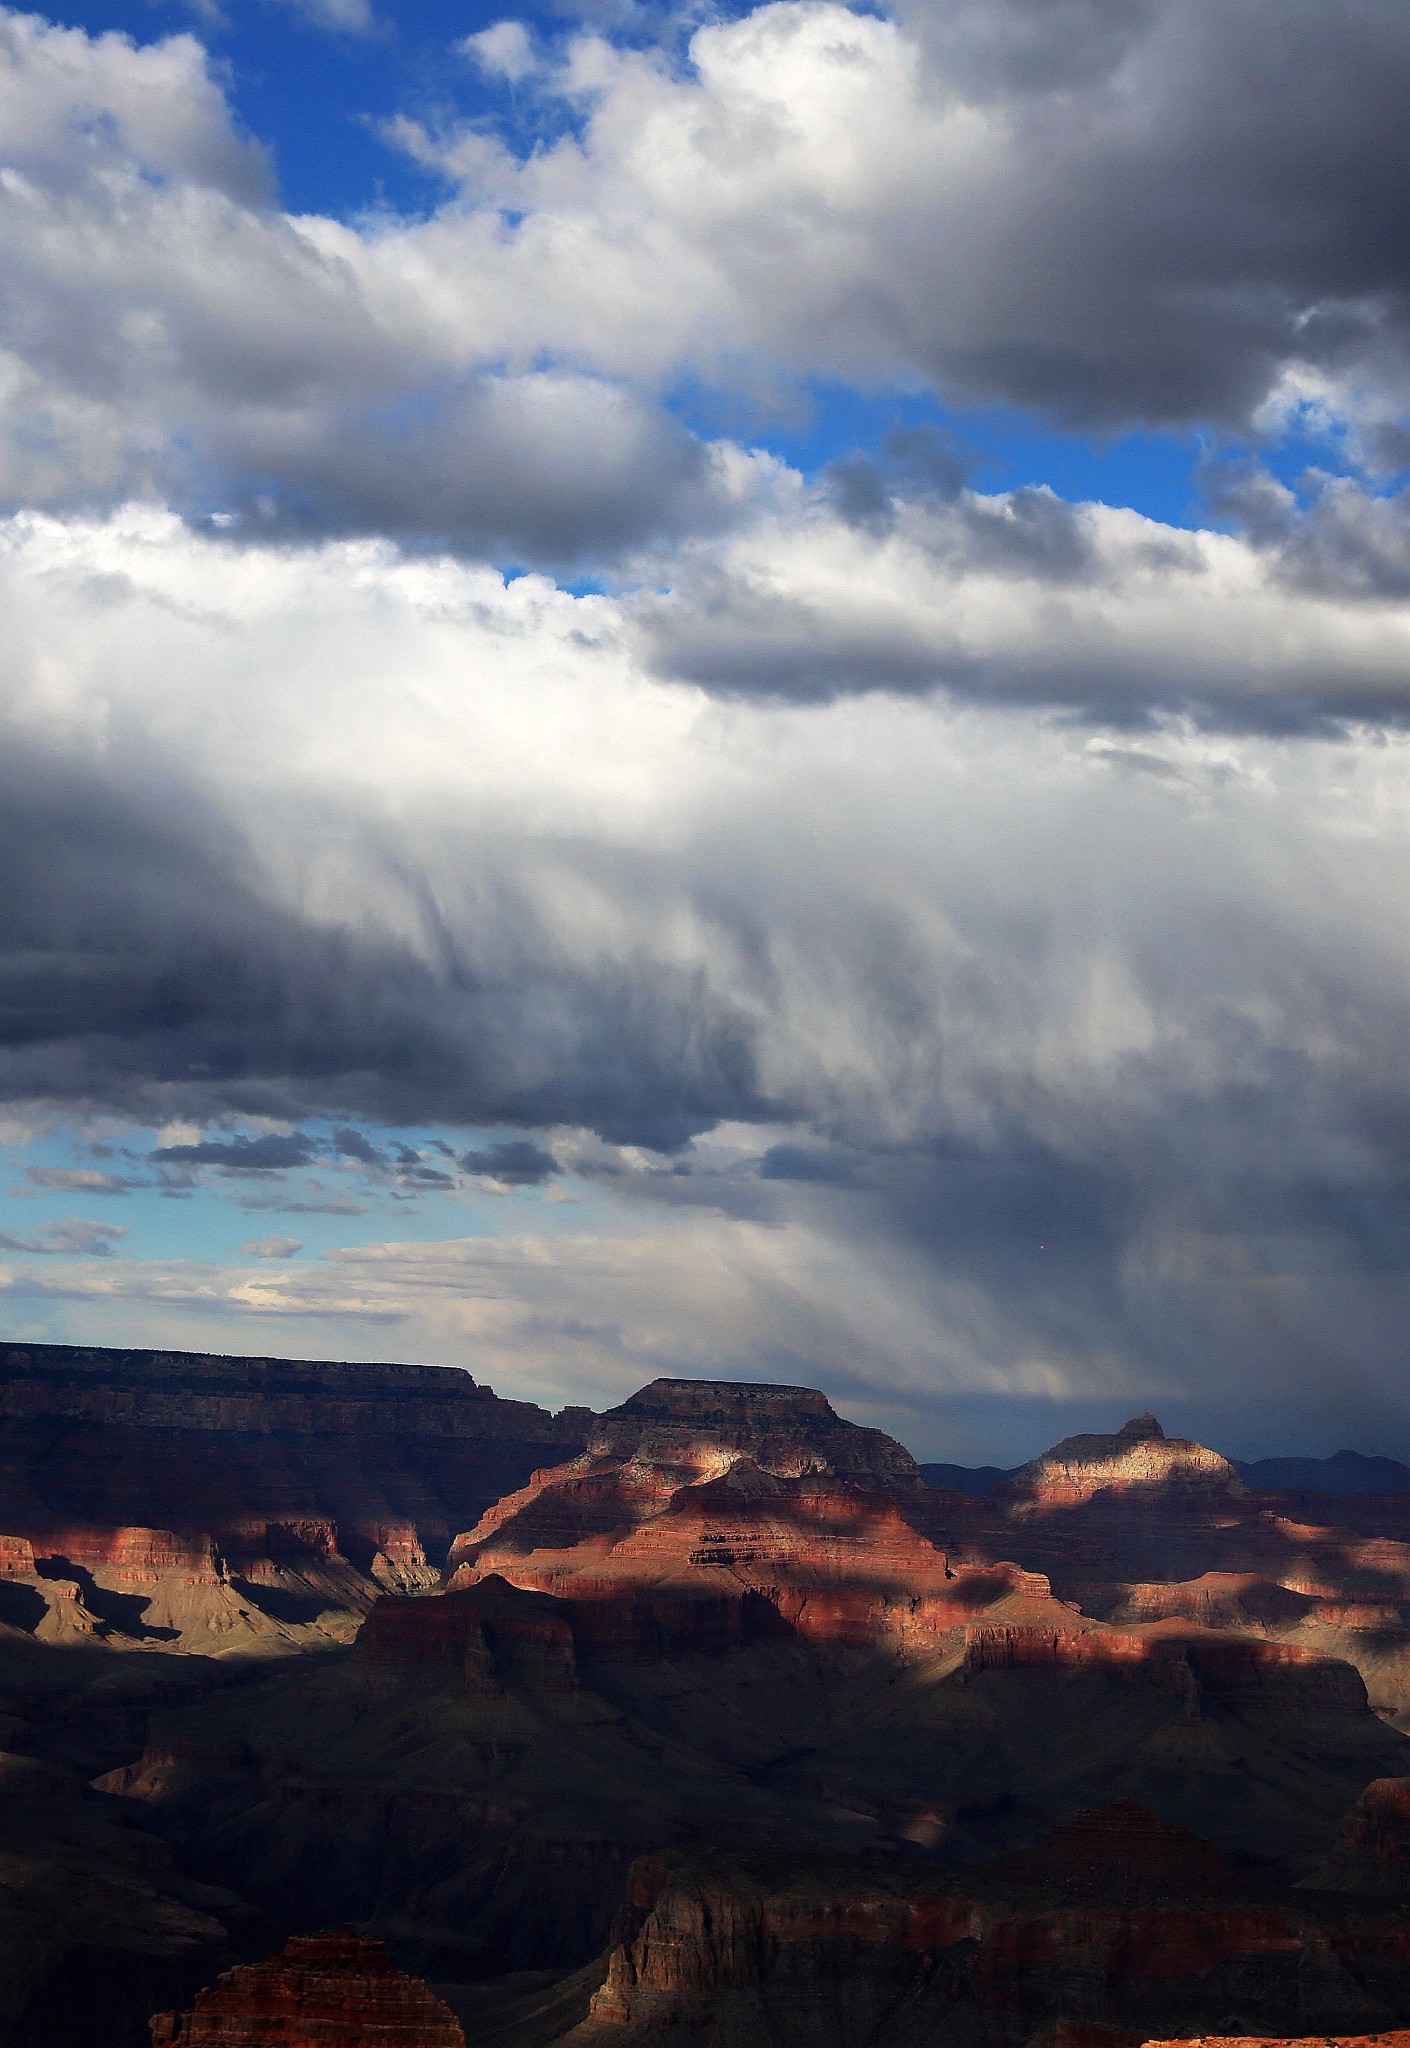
left=560, top=1804, right=1410, bottom=2048
left=1304, top=1776, right=1410, bottom=1897
left=150, top=1930, right=465, bottom=2046
left=0, top=1343, right=591, bottom=1652
left=1144, top=2038, right=1410, bottom=2048
left=916, top=1416, right=1410, bottom=1732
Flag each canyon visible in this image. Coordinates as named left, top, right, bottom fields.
left=2, top=1347, right=1410, bottom=2046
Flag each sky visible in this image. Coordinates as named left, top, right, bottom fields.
left=2, top=0, right=1410, bottom=1461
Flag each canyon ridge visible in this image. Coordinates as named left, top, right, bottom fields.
left=4, top=1343, right=1410, bottom=2048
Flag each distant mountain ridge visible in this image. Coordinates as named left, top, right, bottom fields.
left=1234, top=1449, right=1410, bottom=1494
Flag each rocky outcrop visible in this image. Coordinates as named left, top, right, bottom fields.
left=1144, top=2038, right=1410, bottom=2048
left=1002, top=1415, right=1245, bottom=1509
left=1303, top=1776, right=1410, bottom=1897
left=0, top=1343, right=591, bottom=1652
left=914, top=1418, right=1410, bottom=1733
left=150, top=1930, right=464, bottom=2045
left=14, top=1370, right=1410, bottom=2048
left=563, top=1805, right=1410, bottom=2048
left=591, top=1379, right=923, bottom=1488
left=0, top=1742, right=236, bottom=2048
left=449, top=1449, right=1062, bottom=1657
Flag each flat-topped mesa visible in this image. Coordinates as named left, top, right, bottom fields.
left=150, top=1930, right=465, bottom=2047
left=0, top=1341, right=593, bottom=1649
left=589, top=1376, right=922, bottom=1487
left=1003, top=1414, right=1245, bottom=1509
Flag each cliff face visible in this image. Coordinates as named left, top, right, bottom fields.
left=0, top=1343, right=590, bottom=1652
left=1304, top=1776, right=1410, bottom=1897
left=918, top=1417, right=1410, bottom=1733
left=566, top=1805, right=1410, bottom=2048
left=9, top=1361, right=1410, bottom=2048
left=150, top=1930, right=464, bottom=2046
left=1002, top=1415, right=1245, bottom=1509
left=0, top=1742, right=235, bottom=2048
left=591, top=1379, right=923, bottom=1488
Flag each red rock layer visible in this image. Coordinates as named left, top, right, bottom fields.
left=447, top=1448, right=1061, bottom=1658
left=568, top=1806, right=1410, bottom=2048
left=1306, top=1775, right=1410, bottom=1895
left=915, top=1417, right=1410, bottom=1729
left=0, top=1342, right=590, bottom=1560
left=0, top=1341, right=592, bottom=1647
left=1143, top=2039, right=1410, bottom=2048
left=150, top=1929, right=465, bottom=2046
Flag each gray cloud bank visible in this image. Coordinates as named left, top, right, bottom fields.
left=0, top=515, right=1408, bottom=1449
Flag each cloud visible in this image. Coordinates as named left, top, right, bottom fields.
left=239, top=1234, right=302, bottom=1257
left=279, top=0, right=374, bottom=33
left=3, top=0, right=1410, bottom=1455
left=634, top=475, right=1410, bottom=725
left=6, top=502, right=1410, bottom=1458
left=0, top=1216, right=127, bottom=1254
left=22, top=1166, right=134, bottom=1194
left=151, top=1133, right=316, bottom=1171
left=758, top=1143, right=858, bottom=1186
left=331, top=1128, right=383, bottom=1166
left=2, top=0, right=1409, bottom=567
left=461, top=1139, right=560, bottom=1184
left=460, top=20, right=537, bottom=82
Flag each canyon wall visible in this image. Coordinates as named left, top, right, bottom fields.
left=0, top=1343, right=591, bottom=1652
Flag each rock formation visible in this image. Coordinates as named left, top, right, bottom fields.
left=1000, top=1414, right=1246, bottom=1508
left=1303, top=1775, right=1410, bottom=1896
left=914, top=1417, right=1410, bottom=1731
left=563, top=1805, right=1410, bottom=2048
left=0, top=1741, right=235, bottom=2048
left=150, top=1929, right=464, bottom=2045
left=8, top=1355, right=1410, bottom=2048
left=0, top=1343, right=591, bottom=1652
left=1144, top=2039, right=1410, bottom=2048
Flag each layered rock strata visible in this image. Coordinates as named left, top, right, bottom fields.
left=0, top=1343, right=591, bottom=1652
left=1305, top=1776, right=1410, bottom=1897
left=150, top=1929, right=465, bottom=2045
left=564, top=1805, right=1410, bottom=2048
left=917, top=1417, right=1410, bottom=1730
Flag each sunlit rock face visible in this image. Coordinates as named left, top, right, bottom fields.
left=591, top=1377, right=924, bottom=1488
left=150, top=1930, right=465, bottom=2047
left=0, top=1342, right=591, bottom=1652
left=918, top=1414, right=1410, bottom=1732
left=1002, top=1415, right=1246, bottom=1510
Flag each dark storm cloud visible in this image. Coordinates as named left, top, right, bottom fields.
left=152, top=1132, right=316, bottom=1171
left=0, top=739, right=770, bottom=1145
left=208, top=375, right=723, bottom=567
left=460, top=1139, right=560, bottom=1183
left=331, top=1128, right=383, bottom=1166
left=887, top=0, right=1410, bottom=432
left=758, top=1143, right=859, bottom=1187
